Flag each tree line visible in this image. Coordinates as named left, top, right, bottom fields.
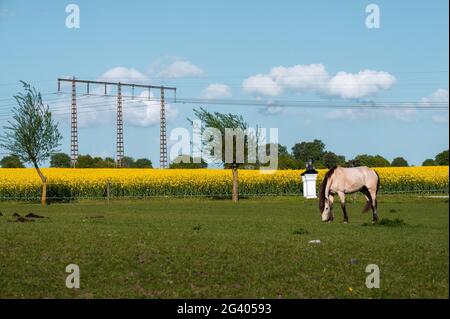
left=0, top=153, right=153, bottom=168
left=272, top=139, right=449, bottom=169
left=1, top=143, right=448, bottom=169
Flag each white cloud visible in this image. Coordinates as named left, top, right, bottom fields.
left=325, top=70, right=396, bottom=99
left=385, top=106, right=418, bottom=122
left=124, top=91, right=177, bottom=127
left=259, top=105, right=284, bottom=116
left=98, top=67, right=149, bottom=83
left=201, top=83, right=232, bottom=99
left=421, top=88, right=449, bottom=106
left=269, top=64, right=329, bottom=92
left=156, top=60, right=205, bottom=79
left=242, top=74, right=283, bottom=97
left=422, top=89, right=449, bottom=124
left=256, top=99, right=287, bottom=115
left=49, top=92, right=114, bottom=128
left=242, top=64, right=396, bottom=99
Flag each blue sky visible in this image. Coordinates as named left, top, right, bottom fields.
left=0, top=0, right=448, bottom=166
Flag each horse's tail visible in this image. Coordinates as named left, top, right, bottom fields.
left=362, top=170, right=380, bottom=213
left=375, top=171, right=380, bottom=195
left=374, top=170, right=380, bottom=209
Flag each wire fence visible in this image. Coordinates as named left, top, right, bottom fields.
left=0, top=181, right=448, bottom=202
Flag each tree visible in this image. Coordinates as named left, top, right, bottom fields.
left=266, top=143, right=289, bottom=157
left=101, top=157, right=116, bottom=168
left=422, top=158, right=436, bottom=166
left=50, top=153, right=71, bottom=168
left=104, top=157, right=115, bottom=164
left=134, top=158, right=153, bottom=168
left=391, top=157, right=409, bottom=167
left=0, top=82, right=62, bottom=205
left=0, top=154, right=25, bottom=168
left=263, top=143, right=302, bottom=169
left=292, top=139, right=325, bottom=164
left=190, top=107, right=254, bottom=202
left=435, top=150, right=449, bottom=166
left=91, top=156, right=104, bottom=167
left=122, top=156, right=135, bottom=168
left=350, top=154, right=390, bottom=167
left=323, top=151, right=346, bottom=168
left=74, top=155, right=127, bottom=168
left=170, top=154, right=207, bottom=169
left=77, top=154, right=95, bottom=168
left=278, top=154, right=302, bottom=169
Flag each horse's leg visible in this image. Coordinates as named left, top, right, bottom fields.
left=337, top=191, right=348, bottom=223
left=369, top=188, right=379, bottom=223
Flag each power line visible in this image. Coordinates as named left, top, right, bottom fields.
left=0, top=96, right=447, bottom=120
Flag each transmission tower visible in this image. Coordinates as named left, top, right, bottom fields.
left=70, top=77, right=78, bottom=167
left=58, top=78, right=176, bottom=168
left=160, top=87, right=168, bottom=169
left=116, top=83, right=124, bottom=167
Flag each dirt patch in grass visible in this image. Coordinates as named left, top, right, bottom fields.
left=293, top=228, right=309, bottom=235
left=362, top=218, right=408, bottom=227
left=25, top=213, right=46, bottom=218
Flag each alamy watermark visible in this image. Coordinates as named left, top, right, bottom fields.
left=365, top=264, right=380, bottom=288
left=365, top=4, right=380, bottom=29
left=65, top=4, right=80, bottom=29
left=170, top=121, right=279, bottom=173
left=65, top=263, right=80, bottom=289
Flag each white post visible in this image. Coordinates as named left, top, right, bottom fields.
left=302, top=173, right=318, bottom=199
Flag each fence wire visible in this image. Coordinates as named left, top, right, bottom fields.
left=0, top=189, right=448, bottom=202
left=0, top=177, right=448, bottom=202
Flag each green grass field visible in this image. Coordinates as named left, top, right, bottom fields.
left=0, top=195, right=448, bottom=299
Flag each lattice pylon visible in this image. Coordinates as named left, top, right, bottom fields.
left=116, top=83, right=124, bottom=168
left=160, top=87, right=167, bottom=169
left=70, top=78, right=78, bottom=168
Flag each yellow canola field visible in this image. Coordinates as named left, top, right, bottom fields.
left=0, top=166, right=448, bottom=199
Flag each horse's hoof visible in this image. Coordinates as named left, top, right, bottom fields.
left=343, top=221, right=348, bottom=224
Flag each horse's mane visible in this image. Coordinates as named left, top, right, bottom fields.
left=319, top=166, right=337, bottom=212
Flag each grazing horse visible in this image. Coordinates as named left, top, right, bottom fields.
left=319, top=166, right=380, bottom=223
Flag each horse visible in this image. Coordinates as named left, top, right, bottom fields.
left=318, top=166, right=380, bottom=223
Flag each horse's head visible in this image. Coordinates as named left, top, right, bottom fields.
left=320, top=199, right=333, bottom=222
left=318, top=168, right=336, bottom=222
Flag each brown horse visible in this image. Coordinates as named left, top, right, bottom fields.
left=319, top=166, right=380, bottom=223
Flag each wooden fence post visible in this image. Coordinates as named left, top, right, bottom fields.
left=107, top=180, right=111, bottom=203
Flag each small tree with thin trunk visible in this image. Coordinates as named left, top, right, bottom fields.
left=190, top=107, right=255, bottom=202
left=0, top=81, right=62, bottom=205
